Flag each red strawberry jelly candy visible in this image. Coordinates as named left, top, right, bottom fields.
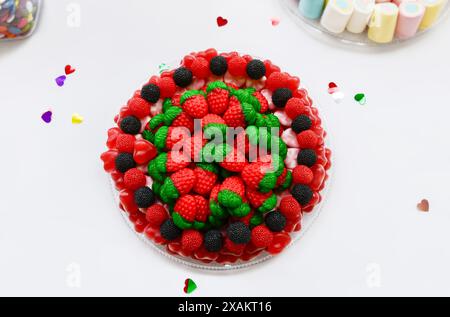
left=292, top=165, right=314, bottom=185
left=146, top=204, right=168, bottom=228
left=159, top=77, right=177, bottom=98
left=279, top=196, right=302, bottom=221
left=266, top=72, right=289, bottom=91
left=228, top=56, right=247, bottom=77
left=251, top=226, right=274, bottom=248
left=123, top=168, right=146, bottom=190
left=191, top=57, right=210, bottom=79
left=119, top=189, right=139, bottom=214
left=267, top=232, right=291, bottom=255
left=133, top=139, right=157, bottom=165
left=284, top=98, right=310, bottom=120
left=128, top=97, right=151, bottom=118
left=106, top=128, right=121, bottom=149
left=116, top=134, right=136, bottom=153
left=297, top=130, right=319, bottom=149
left=100, top=150, right=118, bottom=173
left=181, top=230, right=203, bottom=253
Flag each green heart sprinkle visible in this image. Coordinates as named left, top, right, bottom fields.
left=354, top=93, right=366, bottom=105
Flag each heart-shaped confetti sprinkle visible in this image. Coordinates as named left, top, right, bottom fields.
left=158, top=63, right=170, bottom=74
left=65, top=65, right=76, bottom=75
left=327, top=82, right=339, bottom=95
left=72, top=113, right=84, bottom=124
left=183, top=278, right=197, bottom=294
left=328, top=82, right=337, bottom=89
left=270, top=17, right=280, bottom=26
left=332, top=91, right=345, bottom=103
left=55, top=75, right=66, bottom=87
left=417, top=199, right=429, bottom=212
left=216, top=16, right=228, bottom=27
left=354, top=93, right=366, bottom=105
left=41, top=110, right=52, bottom=123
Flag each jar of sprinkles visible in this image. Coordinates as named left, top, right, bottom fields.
left=0, top=0, right=41, bottom=40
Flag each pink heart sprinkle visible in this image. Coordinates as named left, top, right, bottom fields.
left=270, top=17, right=280, bottom=26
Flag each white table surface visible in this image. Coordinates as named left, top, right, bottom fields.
left=1, top=0, right=450, bottom=297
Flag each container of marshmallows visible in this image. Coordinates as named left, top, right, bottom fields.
left=281, top=0, right=449, bottom=45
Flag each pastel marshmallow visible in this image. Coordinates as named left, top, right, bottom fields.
left=347, top=0, right=375, bottom=34
left=299, top=0, right=326, bottom=19
left=282, top=128, right=300, bottom=148
left=224, top=72, right=246, bottom=87
left=150, top=100, right=163, bottom=116
left=368, top=3, right=399, bottom=43
left=396, top=1, right=425, bottom=39
left=274, top=111, right=293, bottom=126
left=419, top=0, right=447, bottom=30
left=321, top=0, right=354, bottom=34
left=285, top=148, right=300, bottom=169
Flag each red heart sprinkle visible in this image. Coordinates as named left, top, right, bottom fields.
left=328, top=82, right=337, bottom=89
left=65, top=65, right=76, bottom=75
left=417, top=199, right=429, bottom=212
left=216, top=16, right=228, bottom=27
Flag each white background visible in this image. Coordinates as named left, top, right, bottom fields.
left=1, top=0, right=450, bottom=297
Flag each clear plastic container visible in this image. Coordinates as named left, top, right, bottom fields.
left=0, top=0, right=41, bottom=41
left=281, top=0, right=450, bottom=47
